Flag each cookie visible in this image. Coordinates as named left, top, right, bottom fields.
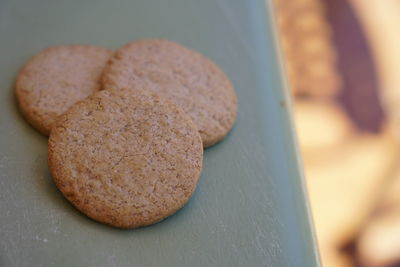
left=48, top=88, right=203, bottom=228
left=102, top=39, right=237, bottom=147
left=16, top=45, right=112, bottom=135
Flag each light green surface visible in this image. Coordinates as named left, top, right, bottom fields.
left=0, top=0, right=320, bottom=266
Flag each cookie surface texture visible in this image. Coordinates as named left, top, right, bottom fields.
left=102, top=39, right=237, bottom=147
left=16, top=45, right=112, bottom=135
left=48, top=88, right=203, bottom=228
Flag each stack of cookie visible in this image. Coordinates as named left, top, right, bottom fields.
left=16, top=40, right=237, bottom=228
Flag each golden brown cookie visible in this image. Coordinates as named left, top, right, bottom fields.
left=16, top=45, right=112, bottom=135
left=48, top=88, right=203, bottom=228
left=102, top=39, right=237, bottom=147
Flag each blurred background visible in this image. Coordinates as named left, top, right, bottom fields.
left=274, top=0, right=400, bottom=266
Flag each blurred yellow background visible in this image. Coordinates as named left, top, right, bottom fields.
left=275, top=0, right=400, bottom=266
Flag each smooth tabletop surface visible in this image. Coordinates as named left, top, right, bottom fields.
left=0, top=0, right=320, bottom=266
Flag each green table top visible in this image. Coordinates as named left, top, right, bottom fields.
left=0, top=0, right=320, bottom=266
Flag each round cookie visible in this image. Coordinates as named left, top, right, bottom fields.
left=48, top=88, right=203, bottom=228
left=102, top=39, right=237, bottom=147
left=16, top=45, right=112, bottom=135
